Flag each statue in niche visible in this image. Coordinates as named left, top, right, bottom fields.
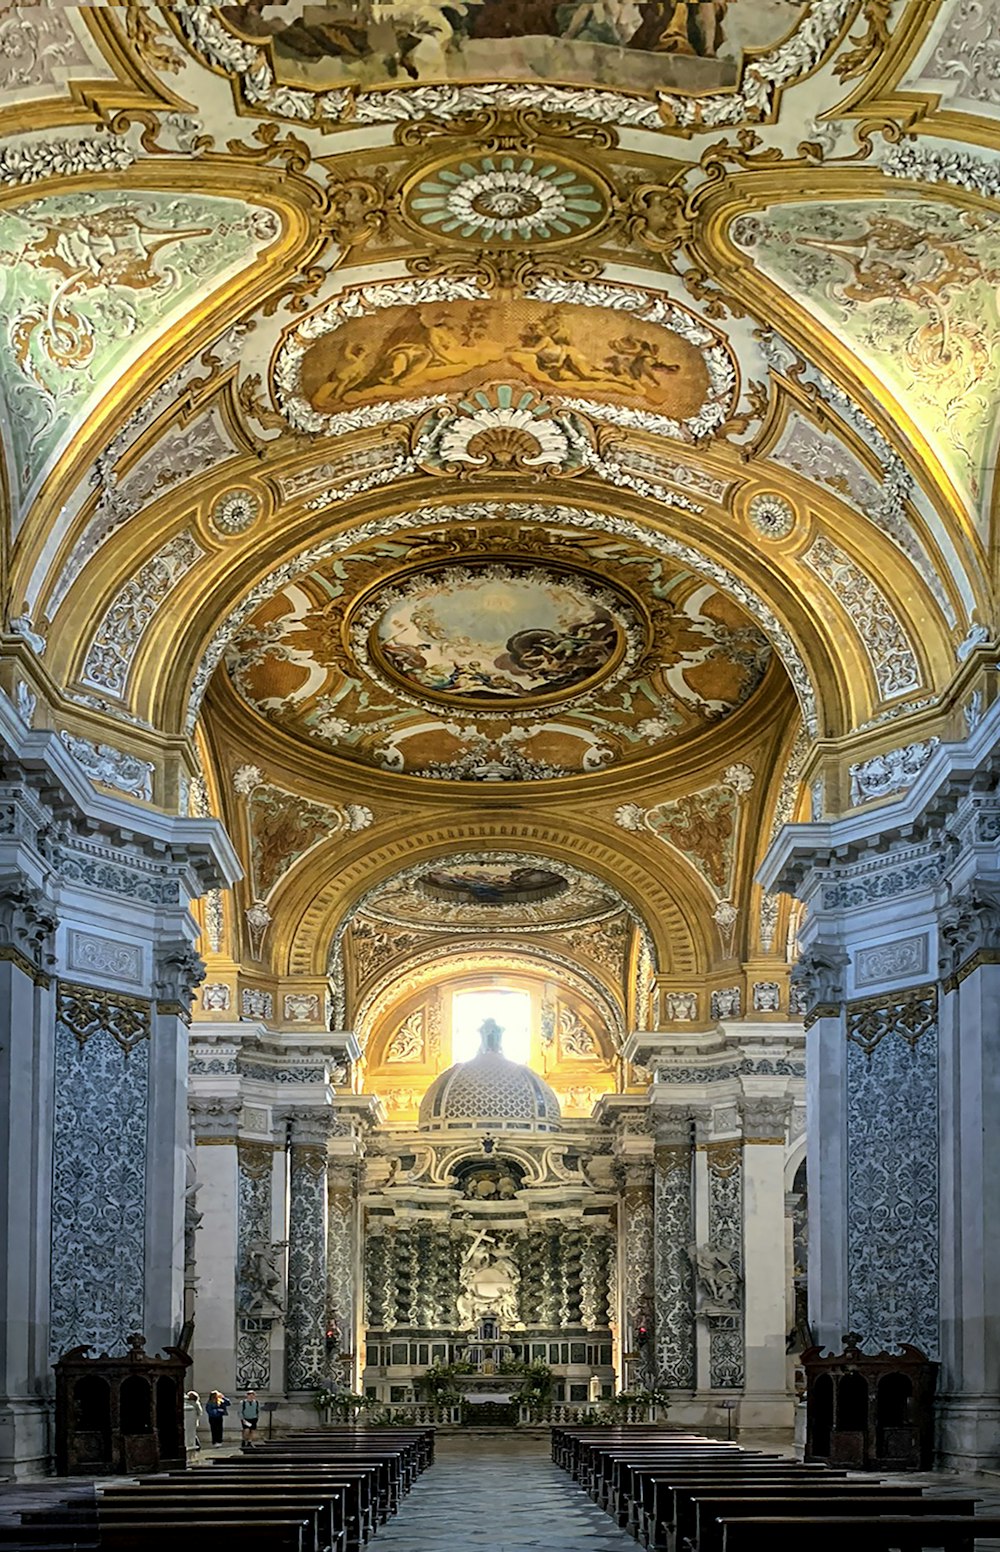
left=457, top=1228, right=521, bottom=1328
left=240, top=1237, right=288, bottom=1315
left=687, top=1242, right=741, bottom=1316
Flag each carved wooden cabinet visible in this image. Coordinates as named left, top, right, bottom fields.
left=54, top=1333, right=191, bottom=1475
left=802, top=1338, right=938, bottom=1470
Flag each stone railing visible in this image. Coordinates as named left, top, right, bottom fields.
left=518, top=1401, right=665, bottom=1425
left=384, top=1402, right=462, bottom=1424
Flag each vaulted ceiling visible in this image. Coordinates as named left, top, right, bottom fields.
left=3, top=1, right=997, bottom=1052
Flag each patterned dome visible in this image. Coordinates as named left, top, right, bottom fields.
left=418, top=1019, right=561, bottom=1133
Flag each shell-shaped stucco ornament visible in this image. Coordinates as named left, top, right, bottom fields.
left=413, top=386, right=592, bottom=478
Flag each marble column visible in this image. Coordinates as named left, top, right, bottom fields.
left=937, top=880, right=1000, bottom=1467
left=285, top=1110, right=332, bottom=1394
left=653, top=1110, right=695, bottom=1391
left=616, top=1158, right=655, bottom=1388
left=0, top=877, right=57, bottom=1478
left=236, top=1141, right=281, bottom=1393
left=740, top=1097, right=794, bottom=1429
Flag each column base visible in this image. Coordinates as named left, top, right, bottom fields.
left=936, top=1394, right=1000, bottom=1471
left=0, top=1396, right=52, bottom=1479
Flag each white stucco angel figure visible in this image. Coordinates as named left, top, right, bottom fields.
left=457, top=1228, right=521, bottom=1328
left=687, top=1242, right=741, bottom=1314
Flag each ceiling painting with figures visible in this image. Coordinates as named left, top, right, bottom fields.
left=0, top=0, right=987, bottom=1236
left=290, top=297, right=717, bottom=420
left=213, top=2, right=820, bottom=93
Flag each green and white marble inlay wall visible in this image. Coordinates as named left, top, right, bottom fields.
left=0, top=188, right=279, bottom=511
left=732, top=197, right=1000, bottom=528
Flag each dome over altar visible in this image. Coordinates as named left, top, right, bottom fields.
left=418, top=1019, right=562, bottom=1134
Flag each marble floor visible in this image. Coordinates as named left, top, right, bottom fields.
left=374, top=1431, right=636, bottom=1552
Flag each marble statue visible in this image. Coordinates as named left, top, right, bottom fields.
left=457, top=1228, right=521, bottom=1328
left=688, top=1242, right=742, bottom=1315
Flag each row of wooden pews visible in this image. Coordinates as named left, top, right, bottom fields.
left=551, top=1425, right=1000, bottom=1552
left=1, top=1428, right=433, bottom=1552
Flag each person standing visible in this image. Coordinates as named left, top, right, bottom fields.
left=240, top=1390, right=260, bottom=1449
left=183, top=1390, right=203, bottom=1453
left=205, top=1389, right=230, bottom=1446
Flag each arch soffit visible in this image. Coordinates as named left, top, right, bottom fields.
left=355, top=940, right=626, bottom=1054
left=116, top=485, right=904, bottom=743
left=276, top=816, right=714, bottom=980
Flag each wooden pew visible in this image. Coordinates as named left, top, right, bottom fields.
left=98, top=1499, right=327, bottom=1552
left=101, top=1486, right=340, bottom=1552
left=694, top=1496, right=977, bottom=1552
left=638, top=1464, right=845, bottom=1547
left=718, top=1516, right=1000, bottom=1552
left=98, top=1518, right=310, bottom=1552
left=205, top=1465, right=374, bottom=1544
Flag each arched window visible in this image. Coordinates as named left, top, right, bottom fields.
left=452, top=988, right=531, bottom=1064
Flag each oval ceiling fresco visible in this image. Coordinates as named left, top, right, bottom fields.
left=362, top=853, right=620, bottom=930
left=357, top=562, right=637, bottom=710
left=221, top=519, right=773, bottom=781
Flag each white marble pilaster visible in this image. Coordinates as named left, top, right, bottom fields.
left=740, top=1097, right=794, bottom=1429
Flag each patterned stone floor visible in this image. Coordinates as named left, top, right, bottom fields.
left=374, top=1431, right=637, bottom=1552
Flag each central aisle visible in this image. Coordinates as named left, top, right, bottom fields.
left=376, top=1432, right=635, bottom=1552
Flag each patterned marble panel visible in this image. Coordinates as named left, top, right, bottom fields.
left=654, top=1147, right=695, bottom=1388
left=846, top=986, right=939, bottom=1356
left=237, top=1143, right=274, bottom=1390
left=707, top=1143, right=744, bottom=1388
left=50, top=985, right=150, bottom=1360
left=286, top=1146, right=328, bottom=1389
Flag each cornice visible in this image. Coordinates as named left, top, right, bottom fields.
left=760, top=692, right=1000, bottom=894
left=0, top=684, right=241, bottom=891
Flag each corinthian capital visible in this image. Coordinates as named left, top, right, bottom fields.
left=790, top=941, right=850, bottom=1014
left=739, top=1096, right=792, bottom=1142
left=939, top=880, right=1000, bottom=977
left=0, top=873, right=57, bottom=969
left=155, top=938, right=206, bottom=1008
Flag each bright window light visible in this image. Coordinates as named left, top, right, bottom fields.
left=452, top=988, right=531, bottom=1065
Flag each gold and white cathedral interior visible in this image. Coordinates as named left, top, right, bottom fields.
left=2, top=0, right=1000, bottom=1479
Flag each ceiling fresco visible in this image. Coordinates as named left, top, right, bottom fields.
left=362, top=853, right=621, bottom=929
left=278, top=288, right=730, bottom=437
left=1, top=0, right=996, bottom=1052
left=222, top=523, right=773, bottom=778
left=0, top=188, right=278, bottom=515
left=203, top=1, right=831, bottom=96
left=733, top=198, right=1000, bottom=522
